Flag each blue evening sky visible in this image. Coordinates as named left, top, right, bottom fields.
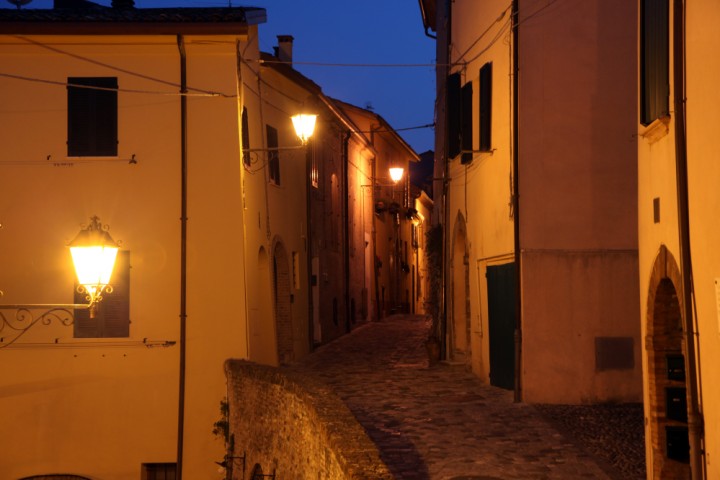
left=21, top=0, right=437, bottom=154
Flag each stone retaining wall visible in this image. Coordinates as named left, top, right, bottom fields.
left=224, top=360, right=393, bottom=479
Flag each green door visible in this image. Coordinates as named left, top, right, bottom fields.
left=487, top=262, right=516, bottom=390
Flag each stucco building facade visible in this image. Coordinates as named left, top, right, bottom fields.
left=423, top=0, right=642, bottom=404
left=637, top=1, right=720, bottom=477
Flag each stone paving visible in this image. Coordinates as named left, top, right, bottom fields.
left=290, top=314, right=640, bottom=480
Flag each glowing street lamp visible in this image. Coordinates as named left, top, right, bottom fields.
left=69, top=216, right=119, bottom=309
left=291, top=113, right=317, bottom=145
left=389, top=166, right=405, bottom=183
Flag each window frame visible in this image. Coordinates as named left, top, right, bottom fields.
left=460, top=80, right=473, bottom=164
left=479, top=62, right=493, bottom=152
left=640, top=0, right=669, bottom=126
left=447, top=72, right=462, bottom=159
left=266, top=124, right=280, bottom=185
left=67, top=77, right=118, bottom=157
left=242, top=106, right=251, bottom=168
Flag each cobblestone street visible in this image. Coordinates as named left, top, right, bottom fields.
left=290, top=314, right=645, bottom=480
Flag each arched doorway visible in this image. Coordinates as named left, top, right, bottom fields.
left=646, top=245, right=691, bottom=479
left=273, top=240, right=294, bottom=365
left=450, top=213, right=471, bottom=362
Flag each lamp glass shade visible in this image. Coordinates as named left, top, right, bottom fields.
left=69, top=217, right=119, bottom=304
left=389, top=167, right=405, bottom=183
left=292, top=114, right=317, bottom=145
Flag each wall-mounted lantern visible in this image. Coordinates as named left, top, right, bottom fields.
left=0, top=216, right=120, bottom=345
left=389, top=166, right=405, bottom=183
left=291, top=113, right=317, bottom=145
left=69, top=216, right=120, bottom=308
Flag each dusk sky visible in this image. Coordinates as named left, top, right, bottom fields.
left=26, top=0, right=438, bottom=154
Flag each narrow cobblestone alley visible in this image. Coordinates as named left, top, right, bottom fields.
left=289, top=314, right=645, bottom=480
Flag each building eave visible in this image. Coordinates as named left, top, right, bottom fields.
left=0, top=6, right=266, bottom=34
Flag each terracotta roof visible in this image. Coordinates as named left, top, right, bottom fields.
left=0, top=2, right=266, bottom=33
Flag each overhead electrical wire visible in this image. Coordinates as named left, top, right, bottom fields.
left=0, top=71, right=220, bottom=97
left=2, top=32, right=436, bottom=155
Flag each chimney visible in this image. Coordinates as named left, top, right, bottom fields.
left=276, top=35, right=294, bottom=65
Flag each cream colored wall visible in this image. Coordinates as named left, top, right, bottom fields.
left=182, top=35, right=252, bottom=478
left=447, top=0, right=641, bottom=401
left=242, top=59, right=310, bottom=365
left=347, top=140, right=375, bottom=323
left=637, top=2, right=720, bottom=476
left=0, top=33, right=252, bottom=479
left=686, top=3, right=720, bottom=473
left=413, top=192, right=433, bottom=315
left=241, top=44, right=277, bottom=365
left=448, top=0, right=515, bottom=380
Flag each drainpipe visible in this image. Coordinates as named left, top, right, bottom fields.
left=176, top=34, right=188, bottom=480
left=342, top=131, right=352, bottom=331
left=672, top=1, right=704, bottom=477
left=511, top=0, right=522, bottom=403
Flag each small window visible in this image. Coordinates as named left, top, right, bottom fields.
left=242, top=106, right=251, bottom=167
left=640, top=0, right=669, bottom=125
left=447, top=72, right=461, bottom=159
left=479, top=62, right=493, bottom=152
left=141, top=463, right=177, bottom=480
left=266, top=124, right=280, bottom=185
left=74, top=251, right=130, bottom=338
left=67, top=77, right=118, bottom=157
left=461, top=81, right=473, bottom=164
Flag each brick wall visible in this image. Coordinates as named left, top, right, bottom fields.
left=224, top=360, right=393, bottom=479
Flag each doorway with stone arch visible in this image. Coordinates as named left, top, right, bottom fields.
left=646, top=245, right=692, bottom=479
left=273, top=239, right=294, bottom=365
left=450, top=213, right=471, bottom=363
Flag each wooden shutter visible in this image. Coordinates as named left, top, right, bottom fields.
left=266, top=125, right=280, bottom=184
left=67, top=77, right=118, bottom=157
left=242, top=107, right=251, bottom=167
left=479, top=62, right=493, bottom=152
left=461, top=81, right=473, bottom=164
left=74, top=251, right=130, bottom=338
left=447, top=72, right=461, bottom=159
left=640, top=0, right=669, bottom=125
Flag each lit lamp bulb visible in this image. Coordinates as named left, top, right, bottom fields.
left=69, top=216, right=119, bottom=311
left=389, top=166, right=405, bottom=183
left=291, top=113, right=317, bottom=145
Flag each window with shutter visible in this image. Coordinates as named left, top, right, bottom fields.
left=74, top=251, right=130, bottom=338
left=242, top=107, right=251, bottom=167
left=267, top=124, right=280, bottom=184
left=461, top=81, right=473, bottom=164
left=67, top=77, right=118, bottom=157
left=479, top=62, right=493, bottom=152
left=640, top=0, right=669, bottom=125
left=447, top=72, right=461, bottom=159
